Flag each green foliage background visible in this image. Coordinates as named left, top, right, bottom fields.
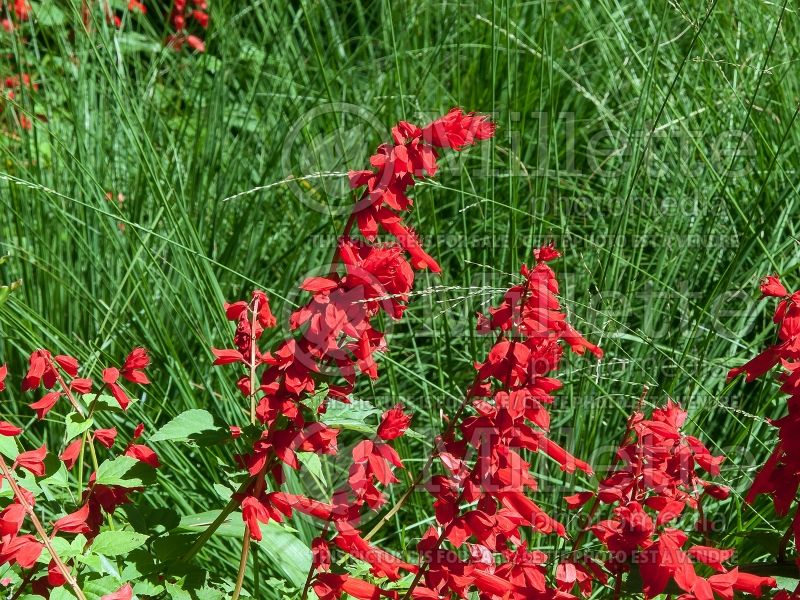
left=0, top=0, right=798, bottom=597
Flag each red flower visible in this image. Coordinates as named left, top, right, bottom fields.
left=0, top=504, right=26, bottom=537
left=121, top=348, right=150, bottom=384
left=127, top=0, right=146, bottom=14
left=761, top=275, right=788, bottom=298
left=312, top=537, right=331, bottom=571
left=52, top=504, right=92, bottom=534
left=125, top=444, right=160, bottom=468
left=0, top=421, right=21, bottom=436
left=13, top=445, right=47, bottom=477
left=21, top=350, right=57, bottom=391
left=30, top=391, right=60, bottom=420
left=420, top=108, right=495, bottom=150
left=94, top=428, right=118, bottom=449
left=377, top=405, right=411, bottom=440
left=0, top=364, right=6, bottom=392
left=101, top=583, right=133, bottom=600
left=60, top=439, right=82, bottom=470
left=0, top=535, right=42, bottom=568
left=102, top=368, right=130, bottom=410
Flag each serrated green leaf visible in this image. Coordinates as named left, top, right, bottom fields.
left=302, top=383, right=329, bottom=414
left=151, top=409, right=221, bottom=444
left=321, top=399, right=380, bottom=434
left=134, top=580, right=164, bottom=596
left=82, top=575, right=126, bottom=598
left=48, top=588, right=77, bottom=600
left=166, top=580, right=192, bottom=600
left=95, top=456, right=153, bottom=488
left=65, top=412, right=93, bottom=441
left=91, top=530, right=149, bottom=556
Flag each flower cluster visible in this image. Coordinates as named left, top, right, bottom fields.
left=0, top=349, right=158, bottom=599
left=403, top=245, right=602, bottom=599
left=209, top=109, right=494, bottom=598
left=0, top=0, right=30, bottom=31
left=568, top=400, right=775, bottom=599
left=730, top=276, right=800, bottom=563
left=167, top=0, right=209, bottom=52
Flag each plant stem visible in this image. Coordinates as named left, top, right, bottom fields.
left=300, top=521, right=329, bottom=600
left=0, top=455, right=87, bottom=600
left=179, top=475, right=255, bottom=562
left=231, top=303, right=265, bottom=600
left=779, top=525, right=793, bottom=564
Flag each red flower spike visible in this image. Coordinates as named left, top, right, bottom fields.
left=400, top=245, right=601, bottom=599
left=0, top=364, right=6, bottom=392
left=209, top=111, right=494, bottom=597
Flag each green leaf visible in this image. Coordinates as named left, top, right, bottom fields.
left=321, top=399, right=380, bottom=434
left=95, top=456, right=154, bottom=488
left=32, top=3, right=67, bottom=27
left=118, top=32, right=163, bottom=54
left=297, top=452, right=326, bottom=487
left=302, top=383, right=329, bottom=414
left=83, top=394, right=135, bottom=413
left=65, top=413, right=93, bottom=441
left=178, top=510, right=242, bottom=538
left=176, top=513, right=310, bottom=585
left=48, top=588, right=77, bottom=600
left=91, top=530, right=149, bottom=556
left=165, top=581, right=192, bottom=600
left=151, top=409, right=224, bottom=444
left=0, top=435, right=19, bottom=460
left=82, top=575, right=127, bottom=598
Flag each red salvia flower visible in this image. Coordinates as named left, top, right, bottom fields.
left=101, top=583, right=133, bottom=600
left=210, top=110, right=494, bottom=590
left=60, top=439, right=82, bottom=470
left=13, top=445, right=47, bottom=477
left=377, top=405, right=412, bottom=440
left=52, top=504, right=92, bottom=535
left=403, top=245, right=601, bottom=599
left=94, top=428, right=117, bottom=449
left=568, top=400, right=775, bottom=599
left=730, top=275, right=800, bottom=571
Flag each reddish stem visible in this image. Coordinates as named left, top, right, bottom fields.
left=0, top=456, right=87, bottom=600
